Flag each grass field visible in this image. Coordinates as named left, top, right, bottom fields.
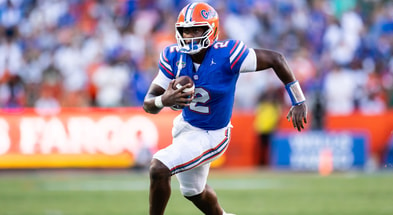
left=0, top=169, right=392, bottom=215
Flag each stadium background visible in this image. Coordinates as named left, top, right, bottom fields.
left=1, top=0, right=393, bottom=171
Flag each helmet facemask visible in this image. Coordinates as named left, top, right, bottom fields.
left=175, top=24, right=213, bottom=55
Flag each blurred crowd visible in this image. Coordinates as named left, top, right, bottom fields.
left=0, top=0, right=392, bottom=121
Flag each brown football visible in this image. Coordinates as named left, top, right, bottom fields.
left=173, top=76, right=195, bottom=92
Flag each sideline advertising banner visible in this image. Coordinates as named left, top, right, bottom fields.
left=0, top=108, right=175, bottom=168
left=1, top=107, right=389, bottom=169
left=271, top=131, right=369, bottom=171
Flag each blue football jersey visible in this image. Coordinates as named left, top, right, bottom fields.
left=158, top=40, right=250, bottom=130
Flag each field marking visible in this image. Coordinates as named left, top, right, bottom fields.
left=43, top=178, right=282, bottom=192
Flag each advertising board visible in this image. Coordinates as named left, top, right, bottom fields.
left=271, top=131, right=368, bottom=171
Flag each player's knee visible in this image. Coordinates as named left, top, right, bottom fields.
left=182, top=188, right=203, bottom=197
left=149, top=159, right=171, bottom=180
left=181, top=184, right=205, bottom=197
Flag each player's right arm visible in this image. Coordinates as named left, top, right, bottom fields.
left=254, top=49, right=307, bottom=131
left=239, top=47, right=307, bottom=131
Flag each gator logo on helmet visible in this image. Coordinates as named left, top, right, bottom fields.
left=201, top=9, right=217, bottom=20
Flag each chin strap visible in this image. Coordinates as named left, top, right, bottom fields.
left=179, top=41, right=202, bottom=54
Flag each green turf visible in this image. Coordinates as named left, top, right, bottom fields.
left=0, top=169, right=392, bottom=215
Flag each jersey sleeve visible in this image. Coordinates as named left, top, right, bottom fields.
left=158, top=45, right=177, bottom=79
left=239, top=48, right=257, bottom=73
left=152, top=70, right=172, bottom=90
left=229, top=40, right=249, bottom=73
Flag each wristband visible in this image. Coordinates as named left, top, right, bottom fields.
left=285, top=80, right=306, bottom=106
left=154, top=96, right=164, bottom=108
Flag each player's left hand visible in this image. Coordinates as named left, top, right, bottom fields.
left=286, top=103, right=308, bottom=132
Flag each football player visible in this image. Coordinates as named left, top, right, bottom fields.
left=143, top=2, right=308, bottom=215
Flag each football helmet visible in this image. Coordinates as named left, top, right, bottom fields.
left=175, top=2, right=219, bottom=54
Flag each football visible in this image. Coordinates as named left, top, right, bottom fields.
left=173, top=76, right=195, bottom=92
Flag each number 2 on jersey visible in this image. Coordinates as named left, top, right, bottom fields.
left=190, top=88, right=209, bottom=114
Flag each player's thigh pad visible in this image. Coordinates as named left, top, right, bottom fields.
left=176, top=163, right=210, bottom=197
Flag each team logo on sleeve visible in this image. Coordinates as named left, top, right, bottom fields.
left=176, top=61, right=186, bottom=69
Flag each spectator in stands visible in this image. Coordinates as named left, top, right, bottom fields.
left=0, top=27, right=26, bottom=108
left=254, top=86, right=283, bottom=166
left=323, top=63, right=357, bottom=115
left=0, top=0, right=390, bottom=113
left=92, top=48, right=129, bottom=107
